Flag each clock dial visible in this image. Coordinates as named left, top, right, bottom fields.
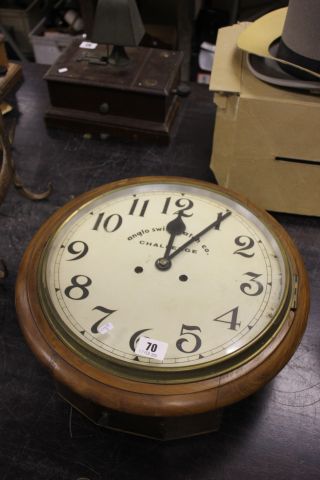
left=16, top=177, right=309, bottom=436
left=39, top=181, right=291, bottom=382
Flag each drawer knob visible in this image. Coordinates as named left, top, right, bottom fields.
left=99, top=102, right=110, bottom=114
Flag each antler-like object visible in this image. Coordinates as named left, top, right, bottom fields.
left=0, top=111, right=14, bottom=206
left=0, top=111, right=52, bottom=279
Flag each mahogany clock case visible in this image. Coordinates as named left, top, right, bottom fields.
left=15, top=177, right=309, bottom=439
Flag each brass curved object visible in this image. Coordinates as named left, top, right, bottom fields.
left=0, top=111, right=52, bottom=279
left=0, top=112, right=14, bottom=206
left=13, top=174, right=52, bottom=201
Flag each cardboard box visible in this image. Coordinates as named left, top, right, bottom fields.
left=210, top=23, right=320, bottom=216
left=30, top=18, right=78, bottom=65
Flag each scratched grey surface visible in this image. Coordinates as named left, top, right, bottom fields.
left=0, top=63, right=320, bottom=480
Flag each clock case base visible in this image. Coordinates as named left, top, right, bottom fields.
left=43, top=41, right=183, bottom=143
left=57, top=382, right=222, bottom=440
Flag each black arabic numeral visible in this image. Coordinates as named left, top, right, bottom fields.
left=175, top=198, right=194, bottom=217
left=162, top=197, right=172, bottom=214
left=92, top=212, right=122, bottom=232
left=162, top=197, right=194, bottom=217
left=129, top=198, right=149, bottom=217
left=234, top=236, right=255, bottom=258
left=176, top=324, right=202, bottom=354
left=64, top=275, right=92, bottom=300
left=91, top=306, right=117, bottom=334
left=240, top=272, right=264, bottom=296
left=129, top=328, right=152, bottom=353
left=213, top=306, right=240, bottom=330
left=67, top=240, right=89, bottom=261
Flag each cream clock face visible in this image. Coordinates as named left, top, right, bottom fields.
left=40, top=181, right=290, bottom=381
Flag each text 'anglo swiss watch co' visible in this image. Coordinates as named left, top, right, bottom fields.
left=16, top=177, right=309, bottom=439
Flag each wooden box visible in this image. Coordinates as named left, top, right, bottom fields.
left=44, top=40, right=183, bottom=142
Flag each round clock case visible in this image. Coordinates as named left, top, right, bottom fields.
left=15, top=177, right=309, bottom=439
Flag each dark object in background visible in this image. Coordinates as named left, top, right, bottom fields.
left=194, top=6, right=229, bottom=45
left=0, top=65, right=8, bottom=76
left=79, top=0, right=194, bottom=81
left=90, top=0, right=145, bottom=66
left=190, top=6, right=229, bottom=81
left=1, top=1, right=33, bottom=7
left=235, top=0, right=288, bottom=21
left=42, top=0, right=84, bottom=35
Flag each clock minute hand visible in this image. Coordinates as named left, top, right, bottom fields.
left=167, top=210, right=232, bottom=261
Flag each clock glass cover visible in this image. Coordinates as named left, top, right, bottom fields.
left=39, top=180, right=292, bottom=383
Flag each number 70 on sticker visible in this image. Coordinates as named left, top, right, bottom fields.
left=135, top=336, right=168, bottom=361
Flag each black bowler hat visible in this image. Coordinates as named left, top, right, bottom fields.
left=237, top=1, right=320, bottom=91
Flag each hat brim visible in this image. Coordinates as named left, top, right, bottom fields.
left=246, top=53, right=320, bottom=92
left=237, top=7, right=320, bottom=80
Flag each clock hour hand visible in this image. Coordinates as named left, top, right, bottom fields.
left=163, top=212, right=186, bottom=258
left=155, top=210, right=232, bottom=270
left=155, top=212, right=186, bottom=270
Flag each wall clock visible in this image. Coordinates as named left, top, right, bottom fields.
left=16, top=177, right=309, bottom=439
